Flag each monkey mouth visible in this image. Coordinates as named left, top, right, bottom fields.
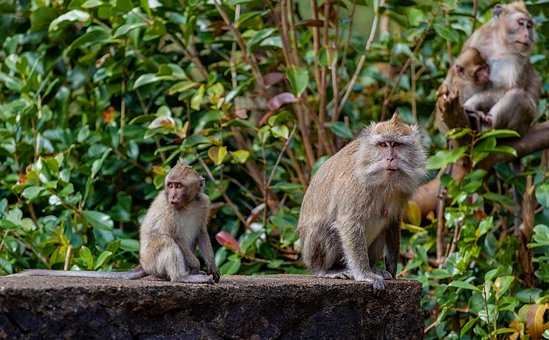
left=386, top=168, right=398, bottom=172
left=515, top=41, right=531, bottom=47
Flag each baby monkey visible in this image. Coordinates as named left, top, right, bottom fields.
left=437, top=47, right=492, bottom=130
left=10, top=163, right=219, bottom=284
left=298, top=114, right=426, bottom=289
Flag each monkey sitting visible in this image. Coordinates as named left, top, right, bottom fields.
left=10, top=163, right=220, bottom=284
left=436, top=47, right=492, bottom=131
left=298, top=114, right=426, bottom=289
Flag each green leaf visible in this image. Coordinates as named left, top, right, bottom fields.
left=286, top=67, right=309, bottom=97
left=94, top=251, right=113, bottom=270
left=79, top=246, right=94, bottom=270
left=231, top=150, right=250, bottom=164
left=426, top=147, right=467, bottom=170
left=133, top=74, right=171, bottom=89
left=208, top=146, right=228, bottom=165
left=82, top=210, right=114, bottom=230
left=433, top=22, right=459, bottom=42
left=460, top=317, right=479, bottom=337
left=516, top=288, right=542, bottom=303
left=49, top=10, right=90, bottom=31
left=220, top=257, right=241, bottom=275
left=326, top=122, right=353, bottom=139
left=495, top=276, right=514, bottom=299
left=22, top=186, right=43, bottom=201
left=167, top=81, right=200, bottom=95
left=114, top=22, right=147, bottom=37
left=483, top=192, right=514, bottom=207
left=191, top=85, right=205, bottom=110
left=66, top=27, right=111, bottom=56
left=271, top=125, right=289, bottom=139
left=120, top=239, right=140, bottom=252
left=247, top=28, right=276, bottom=48
left=535, top=184, right=549, bottom=208
left=478, top=129, right=521, bottom=140
left=449, top=280, right=480, bottom=291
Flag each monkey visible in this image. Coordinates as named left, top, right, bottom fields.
left=9, top=163, right=220, bottom=284
left=297, top=114, right=426, bottom=289
left=440, top=1, right=541, bottom=136
left=436, top=47, right=492, bottom=131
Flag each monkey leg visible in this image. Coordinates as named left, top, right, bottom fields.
left=368, top=233, right=392, bottom=280
left=145, top=238, right=213, bottom=284
left=301, top=223, right=342, bottom=276
left=489, top=89, right=535, bottom=136
left=336, top=217, right=385, bottom=289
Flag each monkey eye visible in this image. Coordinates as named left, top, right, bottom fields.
left=377, top=141, right=388, bottom=148
left=175, top=183, right=183, bottom=189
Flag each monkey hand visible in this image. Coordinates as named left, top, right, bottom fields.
left=372, top=268, right=393, bottom=280
left=353, top=271, right=386, bottom=290
left=208, top=265, right=220, bottom=283
left=185, top=255, right=201, bottom=273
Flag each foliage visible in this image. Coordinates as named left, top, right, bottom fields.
left=0, top=0, right=548, bottom=338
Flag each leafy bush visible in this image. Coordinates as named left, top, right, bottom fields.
left=0, top=0, right=548, bottom=338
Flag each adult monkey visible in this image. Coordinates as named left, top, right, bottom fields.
left=298, top=114, right=426, bottom=290
left=10, top=163, right=220, bottom=284
left=435, top=3, right=539, bottom=177
left=438, top=1, right=541, bottom=136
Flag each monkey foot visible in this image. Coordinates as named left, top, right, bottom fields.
left=372, top=268, right=393, bottom=280
left=315, top=270, right=353, bottom=280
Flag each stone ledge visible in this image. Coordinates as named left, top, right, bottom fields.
left=0, top=275, right=423, bottom=339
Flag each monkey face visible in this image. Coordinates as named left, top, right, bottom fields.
left=502, top=12, right=534, bottom=54
left=355, top=114, right=426, bottom=194
left=166, top=181, right=188, bottom=209
left=472, top=64, right=490, bottom=85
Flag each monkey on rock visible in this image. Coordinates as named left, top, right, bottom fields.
left=298, top=114, right=426, bottom=290
left=10, top=162, right=220, bottom=284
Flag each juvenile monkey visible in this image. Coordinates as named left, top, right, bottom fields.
left=298, top=114, right=426, bottom=289
left=10, top=163, right=220, bottom=284
left=436, top=47, right=492, bottom=130
left=448, top=2, right=540, bottom=135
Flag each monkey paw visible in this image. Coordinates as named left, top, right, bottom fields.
left=372, top=268, right=393, bottom=280
left=355, top=272, right=386, bottom=290
left=318, top=270, right=353, bottom=280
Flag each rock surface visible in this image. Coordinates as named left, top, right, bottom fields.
left=0, top=275, right=423, bottom=339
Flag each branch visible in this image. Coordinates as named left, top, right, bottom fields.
left=413, top=122, right=549, bottom=215
left=478, top=122, right=549, bottom=169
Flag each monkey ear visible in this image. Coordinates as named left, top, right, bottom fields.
left=493, top=4, right=503, bottom=17
left=200, top=176, right=205, bottom=188
left=453, top=64, right=464, bottom=75
left=389, top=111, right=400, bottom=124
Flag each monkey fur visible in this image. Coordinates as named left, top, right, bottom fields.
left=10, top=163, right=219, bottom=284
left=298, top=114, right=426, bottom=289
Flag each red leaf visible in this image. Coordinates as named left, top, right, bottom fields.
left=268, top=92, right=297, bottom=111
left=263, top=72, right=284, bottom=87
left=215, top=231, right=240, bottom=253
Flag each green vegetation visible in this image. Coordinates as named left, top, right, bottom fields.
left=0, top=0, right=547, bottom=338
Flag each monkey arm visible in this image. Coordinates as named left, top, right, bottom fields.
left=335, top=215, right=385, bottom=289
left=463, top=91, right=499, bottom=114
left=177, top=243, right=201, bottom=273
left=384, top=220, right=400, bottom=278
left=198, top=228, right=219, bottom=282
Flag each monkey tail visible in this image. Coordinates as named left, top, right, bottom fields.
left=7, top=266, right=147, bottom=280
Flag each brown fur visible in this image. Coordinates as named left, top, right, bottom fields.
left=140, top=163, right=219, bottom=283
left=460, top=1, right=540, bottom=135
left=298, top=115, right=426, bottom=289
left=10, top=163, right=219, bottom=284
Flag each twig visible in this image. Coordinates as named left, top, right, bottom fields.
left=198, top=158, right=249, bottom=228
left=63, top=245, right=72, bottom=271
left=337, top=0, right=383, bottom=116
left=213, top=0, right=266, bottom=94
left=267, top=126, right=297, bottom=187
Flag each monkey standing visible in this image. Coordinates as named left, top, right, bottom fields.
left=298, top=114, right=426, bottom=289
left=10, top=163, right=220, bottom=284
left=436, top=47, right=492, bottom=131
left=440, top=1, right=541, bottom=136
